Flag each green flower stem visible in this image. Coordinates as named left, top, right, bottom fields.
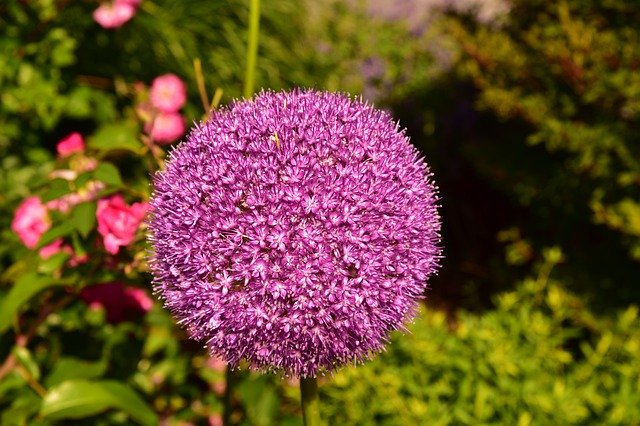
left=301, top=377, right=322, bottom=426
left=243, top=0, right=261, bottom=98
left=223, top=366, right=235, bottom=426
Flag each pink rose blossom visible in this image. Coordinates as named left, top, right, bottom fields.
left=93, top=2, right=136, bottom=29
left=97, top=194, right=148, bottom=255
left=11, top=196, right=50, bottom=249
left=150, top=74, right=187, bottom=113
left=56, top=132, right=85, bottom=157
left=81, top=283, right=153, bottom=323
left=147, top=111, right=185, bottom=144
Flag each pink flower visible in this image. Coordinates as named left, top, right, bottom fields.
left=147, top=111, right=185, bottom=144
left=97, top=194, right=148, bottom=255
left=81, top=283, right=153, bottom=323
left=208, top=414, right=223, bottom=426
left=39, top=239, right=73, bottom=259
left=56, top=132, right=85, bottom=157
left=93, top=2, right=136, bottom=29
left=11, top=196, right=50, bottom=249
left=39, top=239, right=87, bottom=266
left=150, top=74, right=187, bottom=113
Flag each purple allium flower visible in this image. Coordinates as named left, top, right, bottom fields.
left=148, top=89, right=441, bottom=377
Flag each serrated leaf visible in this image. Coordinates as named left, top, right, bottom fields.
left=71, top=202, right=97, bottom=238
left=0, top=273, right=63, bottom=334
left=88, top=124, right=142, bottom=153
left=40, top=380, right=157, bottom=426
left=93, top=162, right=123, bottom=187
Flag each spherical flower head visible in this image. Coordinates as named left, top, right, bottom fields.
left=56, top=132, right=85, bottom=157
left=12, top=196, right=51, bottom=249
left=150, top=74, right=187, bottom=113
left=149, top=89, right=441, bottom=377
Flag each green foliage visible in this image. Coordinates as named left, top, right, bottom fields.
left=446, top=0, right=640, bottom=273
left=321, top=259, right=640, bottom=425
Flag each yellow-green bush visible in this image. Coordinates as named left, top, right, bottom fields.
left=321, top=260, right=640, bottom=424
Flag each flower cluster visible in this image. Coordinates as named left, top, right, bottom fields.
left=12, top=133, right=148, bottom=259
left=142, top=74, right=187, bottom=144
left=149, top=89, right=441, bottom=377
left=94, top=0, right=142, bottom=29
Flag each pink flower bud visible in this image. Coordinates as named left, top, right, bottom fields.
left=93, top=2, right=136, bottom=29
left=11, top=196, right=51, bottom=249
left=96, top=194, right=148, bottom=255
left=39, top=239, right=73, bottom=259
left=150, top=74, right=187, bottom=113
left=147, top=111, right=185, bottom=144
left=56, top=133, right=85, bottom=157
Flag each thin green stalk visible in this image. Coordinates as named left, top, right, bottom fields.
left=223, top=366, right=235, bottom=426
left=301, top=377, right=322, bottom=426
left=243, top=0, right=261, bottom=99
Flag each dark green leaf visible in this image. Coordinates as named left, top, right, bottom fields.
left=71, top=202, right=97, bottom=238
left=88, top=124, right=142, bottom=154
left=40, top=178, right=71, bottom=202
left=0, top=273, right=63, bottom=334
left=93, top=162, right=123, bottom=187
left=37, top=221, right=75, bottom=248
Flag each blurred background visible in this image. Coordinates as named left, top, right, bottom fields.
left=1, top=0, right=639, bottom=424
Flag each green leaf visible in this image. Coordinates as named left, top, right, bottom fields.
left=37, top=252, right=70, bottom=274
left=93, top=162, right=123, bottom=187
left=37, top=221, right=75, bottom=248
left=88, top=124, right=142, bottom=154
left=237, top=375, right=279, bottom=426
left=40, top=380, right=157, bottom=426
left=1, top=390, right=41, bottom=426
left=40, top=178, right=71, bottom=202
left=71, top=202, right=97, bottom=238
left=0, top=273, right=63, bottom=334
left=45, top=357, right=108, bottom=387
left=13, top=347, right=41, bottom=381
